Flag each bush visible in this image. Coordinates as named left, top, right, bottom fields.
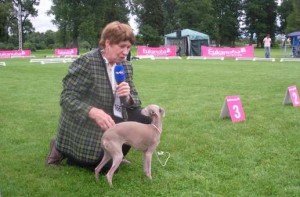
left=80, top=41, right=91, bottom=50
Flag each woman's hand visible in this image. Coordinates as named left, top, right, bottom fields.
left=88, top=107, right=115, bottom=131
left=115, top=82, right=131, bottom=101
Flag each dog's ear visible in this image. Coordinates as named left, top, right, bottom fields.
left=159, top=107, right=165, bottom=117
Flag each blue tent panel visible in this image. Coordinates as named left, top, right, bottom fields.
left=287, top=31, right=300, bottom=58
left=287, top=31, right=300, bottom=37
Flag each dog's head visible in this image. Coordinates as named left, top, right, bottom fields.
left=141, top=104, right=165, bottom=119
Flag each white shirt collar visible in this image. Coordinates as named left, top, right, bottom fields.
left=102, top=56, right=116, bottom=93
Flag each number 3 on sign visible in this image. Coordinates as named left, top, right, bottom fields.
left=232, top=105, right=241, bottom=119
left=226, top=96, right=245, bottom=123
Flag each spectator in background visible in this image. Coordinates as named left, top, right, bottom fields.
left=176, top=46, right=181, bottom=56
left=263, top=34, right=271, bottom=58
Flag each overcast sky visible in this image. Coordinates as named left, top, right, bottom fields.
left=29, top=0, right=57, bottom=33
left=30, top=0, right=137, bottom=34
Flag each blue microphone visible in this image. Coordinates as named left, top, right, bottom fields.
left=114, top=64, right=126, bottom=84
left=114, top=64, right=127, bottom=120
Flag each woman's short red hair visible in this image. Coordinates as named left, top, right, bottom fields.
left=99, top=21, right=135, bottom=48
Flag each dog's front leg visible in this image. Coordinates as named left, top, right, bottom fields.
left=143, top=151, right=153, bottom=179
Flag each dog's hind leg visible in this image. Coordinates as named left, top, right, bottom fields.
left=95, top=150, right=111, bottom=180
left=106, top=144, right=124, bottom=187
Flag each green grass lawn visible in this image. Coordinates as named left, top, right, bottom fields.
left=0, top=48, right=300, bottom=196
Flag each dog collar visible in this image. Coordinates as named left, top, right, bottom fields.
left=151, top=124, right=161, bottom=134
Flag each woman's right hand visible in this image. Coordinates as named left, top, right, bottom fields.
left=88, top=107, right=115, bottom=131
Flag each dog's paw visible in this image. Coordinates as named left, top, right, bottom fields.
left=121, top=159, right=131, bottom=165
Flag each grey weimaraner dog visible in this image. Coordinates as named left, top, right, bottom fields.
left=95, top=104, right=165, bottom=186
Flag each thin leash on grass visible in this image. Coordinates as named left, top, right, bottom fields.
left=155, top=151, right=171, bottom=167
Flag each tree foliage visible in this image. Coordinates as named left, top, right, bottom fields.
left=11, top=0, right=39, bottom=33
left=0, top=0, right=39, bottom=48
left=286, top=0, right=300, bottom=33
left=243, top=0, right=277, bottom=47
left=211, top=0, right=242, bottom=46
left=129, top=0, right=164, bottom=46
left=175, top=0, right=214, bottom=37
left=2, top=0, right=300, bottom=50
left=50, top=0, right=130, bottom=50
left=277, top=0, right=293, bottom=34
left=0, top=1, right=11, bottom=43
left=162, top=0, right=178, bottom=34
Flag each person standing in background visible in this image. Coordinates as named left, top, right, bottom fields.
left=263, top=34, right=272, bottom=58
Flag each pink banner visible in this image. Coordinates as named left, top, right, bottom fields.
left=137, top=46, right=176, bottom=57
left=55, top=48, right=78, bottom=56
left=0, top=50, right=31, bottom=58
left=201, top=46, right=254, bottom=58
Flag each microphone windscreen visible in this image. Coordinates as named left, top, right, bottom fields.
left=114, top=64, right=126, bottom=84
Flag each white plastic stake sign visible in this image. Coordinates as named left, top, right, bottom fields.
left=220, top=96, right=245, bottom=123
left=283, top=85, right=300, bottom=107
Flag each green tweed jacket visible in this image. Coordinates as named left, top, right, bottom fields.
left=56, top=48, right=142, bottom=164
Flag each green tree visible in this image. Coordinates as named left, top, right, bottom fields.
left=102, top=0, right=129, bottom=23
left=286, top=0, right=300, bottom=33
left=44, top=30, right=56, bottom=49
left=243, top=0, right=277, bottom=47
left=0, top=1, right=12, bottom=43
left=175, top=0, right=214, bottom=38
left=278, top=0, right=293, bottom=34
left=0, top=0, right=38, bottom=48
left=78, top=0, right=129, bottom=48
left=212, top=0, right=242, bottom=46
left=162, top=0, right=177, bottom=34
left=50, top=0, right=83, bottom=50
left=131, top=0, right=164, bottom=46
left=11, top=0, right=39, bottom=45
left=50, top=0, right=130, bottom=50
